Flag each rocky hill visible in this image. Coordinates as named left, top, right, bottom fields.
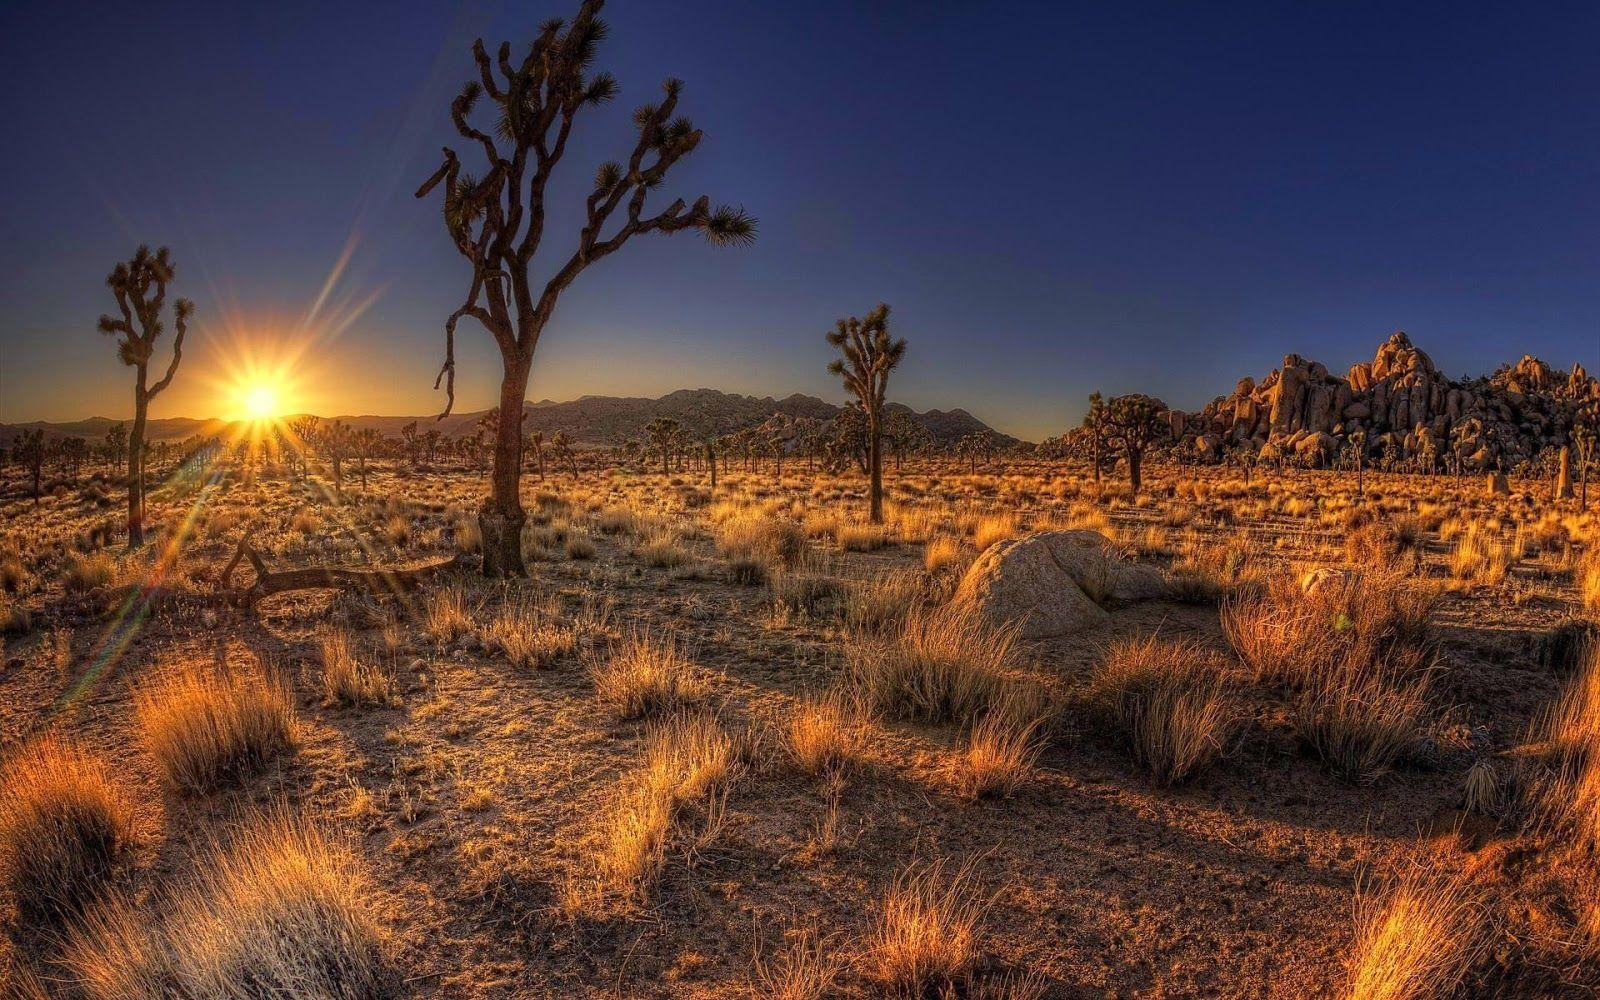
left=1176, top=332, right=1597, bottom=470
left=0, top=389, right=1013, bottom=451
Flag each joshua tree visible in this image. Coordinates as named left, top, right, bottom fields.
left=353, top=427, right=383, bottom=489
left=400, top=421, right=423, bottom=469
left=17, top=430, right=45, bottom=501
left=416, top=1, right=756, bottom=576
left=1103, top=393, right=1169, bottom=495
left=646, top=418, right=679, bottom=476
left=1083, top=392, right=1110, bottom=485
left=704, top=436, right=718, bottom=491
left=95, top=246, right=192, bottom=548
left=551, top=430, right=578, bottom=475
left=289, top=416, right=320, bottom=481
left=102, top=422, right=128, bottom=472
left=526, top=430, right=546, bottom=480
left=1573, top=408, right=1597, bottom=508
left=1347, top=429, right=1367, bottom=497
left=319, top=420, right=353, bottom=494
left=826, top=303, right=906, bottom=523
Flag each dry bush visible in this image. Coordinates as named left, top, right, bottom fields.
left=752, top=928, right=843, bottom=1000
left=486, top=597, right=578, bottom=670
left=565, top=532, right=597, bottom=560
left=866, top=860, right=986, bottom=995
left=1169, top=533, right=1257, bottom=603
left=1530, top=639, right=1599, bottom=758
left=841, top=568, right=926, bottom=635
left=451, top=514, right=481, bottom=555
left=63, top=550, right=117, bottom=593
left=319, top=628, right=390, bottom=706
left=590, top=714, right=738, bottom=905
left=591, top=632, right=707, bottom=719
left=595, top=505, right=640, bottom=536
left=1092, top=637, right=1234, bottom=785
left=1580, top=546, right=1600, bottom=613
left=851, top=601, right=1021, bottom=725
left=423, top=585, right=472, bottom=645
left=0, top=734, right=137, bottom=932
left=0, top=548, right=27, bottom=592
left=1448, top=522, right=1516, bottom=586
left=134, top=659, right=297, bottom=794
left=1346, top=865, right=1484, bottom=1000
left=380, top=513, right=408, bottom=546
left=768, top=569, right=843, bottom=618
left=787, top=693, right=871, bottom=777
left=65, top=811, right=391, bottom=1000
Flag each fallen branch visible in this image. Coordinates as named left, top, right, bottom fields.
left=220, top=533, right=468, bottom=607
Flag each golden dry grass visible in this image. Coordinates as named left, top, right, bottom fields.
left=1346, top=866, right=1483, bottom=1000
left=866, top=859, right=986, bottom=994
left=0, top=734, right=137, bottom=932
left=850, top=600, right=1021, bottom=725
left=319, top=628, right=390, bottom=706
left=133, top=659, right=297, bottom=794
left=1093, top=636, right=1235, bottom=785
left=591, top=632, right=708, bottom=720
left=63, top=810, right=390, bottom=999
left=786, top=693, right=871, bottom=777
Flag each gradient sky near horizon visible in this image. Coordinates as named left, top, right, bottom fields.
left=1, top=1, right=1596, bottom=440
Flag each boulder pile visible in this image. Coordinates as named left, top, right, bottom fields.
left=1178, top=332, right=1597, bottom=472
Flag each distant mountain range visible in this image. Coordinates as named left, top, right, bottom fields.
left=0, top=388, right=1016, bottom=450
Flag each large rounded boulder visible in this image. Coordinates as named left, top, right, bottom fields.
left=954, top=530, right=1170, bottom=640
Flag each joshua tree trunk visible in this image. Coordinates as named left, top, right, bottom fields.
left=706, top=440, right=717, bottom=492
left=868, top=415, right=884, bottom=523
left=127, top=391, right=150, bottom=547
left=1126, top=446, right=1142, bottom=496
left=481, top=361, right=530, bottom=577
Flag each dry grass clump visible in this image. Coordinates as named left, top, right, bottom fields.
left=866, top=860, right=986, bottom=995
left=1346, top=865, right=1484, bottom=1000
left=319, top=628, right=390, bottom=706
left=1169, top=534, right=1257, bottom=603
left=769, top=569, right=843, bottom=618
left=0, top=735, right=137, bottom=932
left=842, top=568, right=927, bottom=634
left=134, top=659, right=297, bottom=794
left=716, top=509, right=807, bottom=568
left=635, top=527, right=692, bottom=568
left=63, top=549, right=117, bottom=593
left=787, top=693, right=872, bottom=777
left=1529, top=640, right=1599, bottom=758
left=971, top=513, right=1019, bottom=551
left=591, top=632, right=708, bottom=719
left=838, top=520, right=890, bottom=552
left=486, top=597, right=578, bottom=669
left=851, top=601, right=1019, bottom=725
left=381, top=513, right=409, bottom=546
left=959, top=704, right=1047, bottom=798
left=595, top=505, right=640, bottom=535
left=65, top=811, right=390, bottom=1000
left=1092, top=637, right=1235, bottom=785
left=751, top=928, right=843, bottom=1000
left=1580, top=546, right=1600, bottom=613
left=423, top=584, right=472, bottom=645
left=1295, top=651, right=1434, bottom=784
left=1448, top=521, right=1517, bottom=586
left=924, top=535, right=964, bottom=574
left=585, top=714, right=738, bottom=907
left=1221, top=570, right=1436, bottom=687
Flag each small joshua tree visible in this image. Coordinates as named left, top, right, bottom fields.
left=96, top=246, right=192, bottom=548
left=416, top=0, right=756, bottom=576
left=647, top=418, right=679, bottom=476
left=526, top=430, right=546, bottom=480
left=1083, top=391, right=1110, bottom=485
left=353, top=427, right=383, bottom=490
left=319, top=420, right=353, bottom=494
left=17, top=430, right=45, bottom=502
left=551, top=430, right=578, bottom=475
left=1104, top=393, right=1169, bottom=496
left=826, top=303, right=906, bottom=524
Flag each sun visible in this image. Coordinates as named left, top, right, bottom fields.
left=240, top=381, right=281, bottom=420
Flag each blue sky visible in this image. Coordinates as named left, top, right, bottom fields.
left=1, top=0, right=1595, bottom=439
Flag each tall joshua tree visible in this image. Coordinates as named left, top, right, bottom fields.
left=826, top=304, right=906, bottom=524
left=96, top=246, right=192, bottom=549
left=417, top=0, right=756, bottom=576
left=1104, top=393, right=1169, bottom=496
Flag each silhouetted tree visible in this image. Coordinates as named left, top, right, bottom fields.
left=826, top=303, right=906, bottom=523
left=102, top=422, right=128, bottom=471
left=526, top=429, right=546, bottom=480
left=319, top=420, right=353, bottom=494
left=1082, top=391, right=1110, bottom=485
left=96, top=246, right=192, bottom=548
left=17, top=430, right=45, bottom=501
left=1103, top=393, right=1168, bottom=495
left=552, top=430, right=578, bottom=475
left=353, top=427, right=382, bottom=489
left=647, top=418, right=679, bottom=476
left=400, top=420, right=423, bottom=469
left=416, top=1, right=756, bottom=576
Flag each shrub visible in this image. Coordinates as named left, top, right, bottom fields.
left=959, top=705, right=1047, bottom=799
left=0, top=735, right=137, bottom=932
left=841, top=569, right=926, bottom=635
left=866, top=860, right=985, bottom=995
left=752, top=928, right=842, bottom=1000
left=591, top=633, right=707, bottom=720
left=838, top=521, right=890, bottom=552
left=134, top=660, right=297, bottom=794
left=319, top=629, right=390, bottom=706
left=1347, top=865, right=1484, bottom=1000
left=423, top=585, right=472, bottom=645
left=971, top=513, right=1019, bottom=552
left=787, top=694, right=870, bottom=777
left=1295, top=652, right=1434, bottom=784
left=851, top=601, right=1020, bottom=725
left=486, top=597, right=578, bottom=670
left=924, top=535, right=963, bottom=574
left=635, top=529, right=692, bottom=568
left=63, top=550, right=117, bottom=593
left=65, top=810, right=391, bottom=1000
left=716, top=510, right=807, bottom=568
left=1092, top=637, right=1234, bottom=785
left=769, top=570, right=843, bottom=618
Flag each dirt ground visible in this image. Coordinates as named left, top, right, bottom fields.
left=1, top=458, right=1595, bottom=998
